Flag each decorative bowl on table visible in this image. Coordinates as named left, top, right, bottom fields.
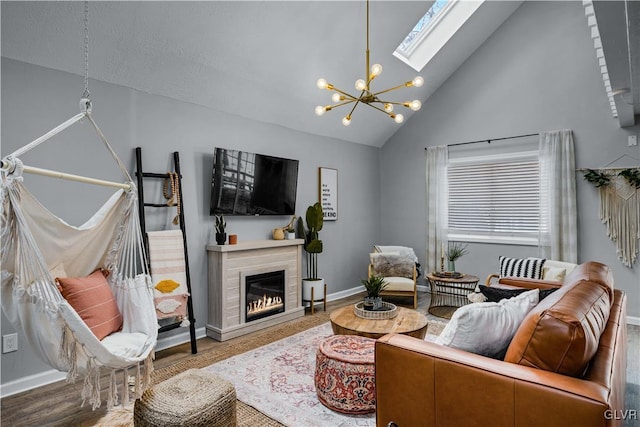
left=354, top=301, right=398, bottom=319
left=432, top=271, right=463, bottom=279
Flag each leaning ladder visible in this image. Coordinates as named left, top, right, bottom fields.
left=135, top=147, right=197, bottom=354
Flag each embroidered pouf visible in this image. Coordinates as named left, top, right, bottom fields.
left=134, top=369, right=237, bottom=427
left=314, top=334, right=377, bottom=414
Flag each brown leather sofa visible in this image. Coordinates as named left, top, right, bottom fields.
left=375, top=262, right=627, bottom=427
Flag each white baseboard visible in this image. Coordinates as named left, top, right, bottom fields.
left=155, top=326, right=207, bottom=352
left=0, top=368, right=67, bottom=399
left=627, top=316, right=640, bottom=326
left=0, top=326, right=208, bottom=399
left=325, top=285, right=428, bottom=302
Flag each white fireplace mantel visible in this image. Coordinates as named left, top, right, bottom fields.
left=206, top=239, right=305, bottom=341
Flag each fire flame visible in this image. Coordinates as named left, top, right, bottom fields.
left=247, top=294, right=283, bottom=315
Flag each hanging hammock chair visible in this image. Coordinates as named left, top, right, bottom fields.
left=1, top=105, right=158, bottom=409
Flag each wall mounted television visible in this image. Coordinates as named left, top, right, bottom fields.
left=210, top=147, right=299, bottom=216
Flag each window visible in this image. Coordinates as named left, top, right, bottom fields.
left=396, top=0, right=451, bottom=56
left=448, top=151, right=540, bottom=245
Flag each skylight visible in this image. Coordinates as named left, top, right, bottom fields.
left=394, top=0, right=485, bottom=72
left=396, top=0, right=451, bottom=56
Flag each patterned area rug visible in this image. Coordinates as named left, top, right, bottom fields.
left=203, top=322, right=444, bottom=427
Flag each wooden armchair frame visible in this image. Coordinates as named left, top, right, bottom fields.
left=368, top=263, right=418, bottom=309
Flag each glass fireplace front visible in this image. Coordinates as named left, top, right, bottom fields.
left=245, top=270, right=285, bottom=322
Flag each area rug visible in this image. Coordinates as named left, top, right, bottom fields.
left=203, top=322, right=444, bottom=427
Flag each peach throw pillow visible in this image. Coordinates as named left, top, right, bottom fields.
left=56, top=270, right=123, bottom=340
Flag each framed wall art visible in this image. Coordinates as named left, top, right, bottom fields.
left=319, top=167, right=338, bottom=221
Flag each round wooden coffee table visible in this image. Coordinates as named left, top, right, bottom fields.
left=329, top=305, right=428, bottom=339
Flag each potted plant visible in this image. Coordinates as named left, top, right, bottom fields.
left=446, top=242, right=469, bottom=273
left=286, top=226, right=296, bottom=240
left=214, top=214, right=226, bottom=245
left=361, top=275, right=387, bottom=310
left=297, top=203, right=324, bottom=307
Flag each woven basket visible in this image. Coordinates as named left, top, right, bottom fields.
left=134, top=369, right=237, bottom=427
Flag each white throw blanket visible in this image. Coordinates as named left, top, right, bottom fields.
left=147, top=230, right=189, bottom=324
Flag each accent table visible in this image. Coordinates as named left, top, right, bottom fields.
left=329, top=305, right=428, bottom=339
left=425, top=273, right=479, bottom=319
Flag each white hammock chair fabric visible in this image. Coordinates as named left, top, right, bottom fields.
left=0, top=110, right=158, bottom=409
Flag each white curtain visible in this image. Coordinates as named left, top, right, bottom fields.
left=538, top=130, right=578, bottom=263
left=425, top=146, right=449, bottom=274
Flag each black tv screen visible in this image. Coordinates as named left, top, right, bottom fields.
left=210, top=147, right=299, bottom=216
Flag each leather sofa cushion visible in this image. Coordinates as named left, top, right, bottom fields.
left=504, top=262, right=613, bottom=377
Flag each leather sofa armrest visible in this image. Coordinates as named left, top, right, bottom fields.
left=375, top=334, right=610, bottom=427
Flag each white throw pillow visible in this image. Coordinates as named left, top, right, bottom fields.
left=435, top=289, right=540, bottom=359
left=542, top=266, right=567, bottom=282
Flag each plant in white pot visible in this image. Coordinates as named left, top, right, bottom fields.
left=297, top=203, right=324, bottom=308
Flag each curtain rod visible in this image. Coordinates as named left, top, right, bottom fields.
left=424, top=132, right=540, bottom=149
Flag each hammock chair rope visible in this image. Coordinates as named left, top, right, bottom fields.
left=1, top=111, right=157, bottom=409
left=1, top=0, right=156, bottom=408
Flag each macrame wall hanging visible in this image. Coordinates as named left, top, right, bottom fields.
left=582, top=155, right=640, bottom=267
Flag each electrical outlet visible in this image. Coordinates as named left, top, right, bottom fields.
left=3, top=333, right=18, bottom=353
left=629, top=135, right=638, bottom=147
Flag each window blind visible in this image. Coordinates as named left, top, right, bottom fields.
left=448, top=153, right=540, bottom=244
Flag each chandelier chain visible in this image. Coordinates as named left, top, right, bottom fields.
left=82, top=0, right=90, bottom=100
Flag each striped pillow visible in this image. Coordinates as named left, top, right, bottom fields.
left=56, top=269, right=123, bottom=340
left=499, top=256, right=545, bottom=280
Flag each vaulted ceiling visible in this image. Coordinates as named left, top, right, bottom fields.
left=2, top=1, right=637, bottom=148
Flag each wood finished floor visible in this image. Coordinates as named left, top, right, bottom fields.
left=0, top=291, right=380, bottom=426
left=1, top=290, right=639, bottom=427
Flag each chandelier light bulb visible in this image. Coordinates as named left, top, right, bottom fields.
left=316, top=78, right=328, bottom=90
left=313, top=0, right=423, bottom=127
left=371, top=63, right=383, bottom=77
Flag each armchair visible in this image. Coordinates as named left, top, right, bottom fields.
left=368, top=250, right=418, bottom=309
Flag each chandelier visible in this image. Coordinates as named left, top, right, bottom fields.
left=315, top=0, right=424, bottom=126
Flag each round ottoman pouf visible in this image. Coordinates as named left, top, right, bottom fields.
left=134, top=369, right=237, bottom=427
left=314, top=334, right=376, bottom=414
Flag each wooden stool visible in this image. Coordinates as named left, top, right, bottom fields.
left=134, top=369, right=236, bottom=427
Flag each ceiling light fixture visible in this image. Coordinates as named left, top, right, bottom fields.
left=315, top=0, right=424, bottom=126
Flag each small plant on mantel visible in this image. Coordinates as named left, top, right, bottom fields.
left=214, top=214, right=226, bottom=245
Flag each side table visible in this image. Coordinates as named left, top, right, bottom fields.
left=425, top=273, right=479, bottom=319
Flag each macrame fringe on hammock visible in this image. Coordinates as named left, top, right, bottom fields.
left=598, top=175, right=640, bottom=267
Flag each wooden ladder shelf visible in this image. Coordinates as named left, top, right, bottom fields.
left=135, top=147, right=197, bottom=354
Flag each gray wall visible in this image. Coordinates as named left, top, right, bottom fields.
left=0, top=58, right=381, bottom=386
left=380, top=1, right=639, bottom=316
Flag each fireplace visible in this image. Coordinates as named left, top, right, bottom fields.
left=245, top=270, right=285, bottom=322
